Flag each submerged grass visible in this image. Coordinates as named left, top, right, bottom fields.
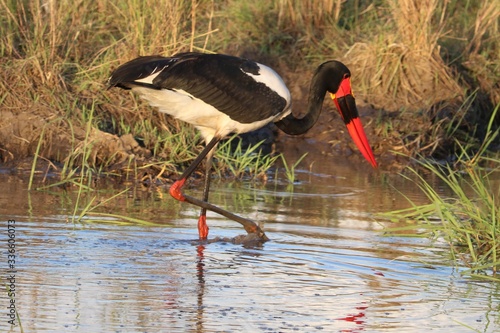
left=83, top=211, right=170, bottom=227
left=72, top=187, right=129, bottom=224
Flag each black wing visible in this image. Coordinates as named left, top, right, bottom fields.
left=108, top=53, right=288, bottom=124
left=107, top=55, right=179, bottom=90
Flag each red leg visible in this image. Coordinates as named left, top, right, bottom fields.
left=168, top=136, right=269, bottom=242
left=169, top=137, right=219, bottom=239
left=197, top=146, right=215, bottom=239
left=169, top=178, right=186, bottom=201
left=169, top=137, right=219, bottom=201
left=197, top=215, right=209, bottom=239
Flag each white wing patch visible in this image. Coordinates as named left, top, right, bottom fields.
left=134, top=68, right=163, bottom=84
left=243, top=63, right=291, bottom=105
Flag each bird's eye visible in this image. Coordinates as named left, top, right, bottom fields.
left=343, top=73, right=350, bottom=79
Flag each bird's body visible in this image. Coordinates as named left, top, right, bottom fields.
left=108, top=53, right=292, bottom=144
left=108, top=52, right=377, bottom=241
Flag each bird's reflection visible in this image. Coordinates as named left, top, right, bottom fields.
left=195, top=244, right=206, bottom=333
left=337, top=302, right=368, bottom=332
left=193, top=237, right=265, bottom=332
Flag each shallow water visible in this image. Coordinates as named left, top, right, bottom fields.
left=0, top=159, right=499, bottom=333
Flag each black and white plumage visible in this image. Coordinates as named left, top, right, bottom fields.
left=108, top=52, right=377, bottom=241
left=108, top=53, right=291, bottom=143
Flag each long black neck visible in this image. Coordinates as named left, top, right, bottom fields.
left=274, top=68, right=328, bottom=135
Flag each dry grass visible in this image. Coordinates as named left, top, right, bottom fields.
left=465, top=1, right=500, bottom=56
left=277, top=0, right=343, bottom=29
left=0, top=0, right=210, bottom=169
left=462, top=1, right=500, bottom=106
left=345, top=0, right=463, bottom=111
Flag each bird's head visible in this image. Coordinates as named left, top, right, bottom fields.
left=322, top=61, right=378, bottom=168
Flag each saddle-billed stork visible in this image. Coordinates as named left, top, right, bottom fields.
left=108, top=52, right=377, bottom=241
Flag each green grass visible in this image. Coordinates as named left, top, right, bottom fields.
left=70, top=187, right=170, bottom=227
left=28, top=123, right=46, bottom=191
left=392, top=162, right=499, bottom=278
left=280, top=152, right=308, bottom=184
left=382, top=106, right=500, bottom=279
left=215, top=135, right=280, bottom=180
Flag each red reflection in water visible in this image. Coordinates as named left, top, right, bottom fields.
left=196, top=244, right=206, bottom=332
left=337, top=304, right=368, bottom=332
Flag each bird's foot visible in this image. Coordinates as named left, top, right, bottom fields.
left=243, top=224, right=270, bottom=242
left=198, top=215, right=209, bottom=239
left=169, top=179, right=186, bottom=201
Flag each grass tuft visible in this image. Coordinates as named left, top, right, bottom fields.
left=345, top=0, right=463, bottom=111
left=382, top=106, right=500, bottom=279
left=215, top=135, right=280, bottom=180
left=280, top=152, right=308, bottom=184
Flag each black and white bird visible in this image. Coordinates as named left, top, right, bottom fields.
left=108, top=52, right=377, bottom=241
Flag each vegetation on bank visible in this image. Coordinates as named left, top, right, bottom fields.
left=394, top=159, right=499, bottom=280
left=383, top=105, right=500, bottom=280
left=1, top=0, right=498, bottom=171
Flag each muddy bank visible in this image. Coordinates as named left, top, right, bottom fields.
left=0, top=109, right=150, bottom=173
left=0, top=68, right=497, bottom=179
left=0, top=101, right=458, bottom=177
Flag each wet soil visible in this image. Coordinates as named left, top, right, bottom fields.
left=0, top=105, right=409, bottom=177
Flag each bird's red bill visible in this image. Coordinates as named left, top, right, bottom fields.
left=330, top=79, right=378, bottom=168
left=334, top=76, right=352, bottom=99
left=345, top=117, right=378, bottom=168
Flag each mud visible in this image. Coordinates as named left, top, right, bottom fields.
left=0, top=103, right=404, bottom=175
left=0, top=107, right=151, bottom=172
